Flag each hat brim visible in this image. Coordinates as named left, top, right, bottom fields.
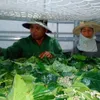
left=22, top=22, right=52, bottom=33
left=73, top=23, right=100, bottom=35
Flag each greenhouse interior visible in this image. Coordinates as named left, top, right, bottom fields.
left=0, top=0, right=100, bottom=100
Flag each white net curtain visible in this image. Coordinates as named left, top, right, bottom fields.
left=0, top=0, right=100, bottom=21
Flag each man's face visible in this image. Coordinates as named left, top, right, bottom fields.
left=81, top=27, right=94, bottom=38
left=30, top=24, right=47, bottom=40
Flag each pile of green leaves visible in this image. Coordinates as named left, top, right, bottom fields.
left=0, top=55, right=100, bottom=100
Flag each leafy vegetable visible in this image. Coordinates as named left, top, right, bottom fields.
left=7, top=74, right=33, bottom=100
left=0, top=54, right=100, bottom=100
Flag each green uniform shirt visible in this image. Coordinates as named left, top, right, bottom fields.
left=1, top=35, right=63, bottom=59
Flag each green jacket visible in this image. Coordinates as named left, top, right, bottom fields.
left=1, top=35, right=63, bottom=59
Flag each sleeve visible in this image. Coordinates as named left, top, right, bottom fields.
left=71, top=36, right=80, bottom=55
left=0, top=40, right=22, bottom=59
left=72, top=46, right=80, bottom=55
left=51, top=38, right=64, bottom=58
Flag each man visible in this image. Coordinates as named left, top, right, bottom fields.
left=73, top=21, right=100, bottom=57
left=0, top=19, right=63, bottom=59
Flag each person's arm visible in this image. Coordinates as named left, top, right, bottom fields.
left=0, top=41, right=22, bottom=59
left=72, top=45, right=79, bottom=54
left=51, top=38, right=64, bottom=58
left=39, top=51, right=53, bottom=59
left=39, top=38, right=64, bottom=59
left=71, top=36, right=80, bottom=55
left=0, top=47, right=2, bottom=55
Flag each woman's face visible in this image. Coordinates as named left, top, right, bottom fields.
left=81, top=27, right=94, bottom=38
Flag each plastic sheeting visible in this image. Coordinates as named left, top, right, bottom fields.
left=0, top=0, right=100, bottom=22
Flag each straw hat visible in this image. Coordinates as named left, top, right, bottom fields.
left=73, top=21, right=100, bottom=35
left=22, top=19, right=52, bottom=33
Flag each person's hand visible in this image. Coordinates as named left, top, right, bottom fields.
left=39, top=51, right=53, bottom=59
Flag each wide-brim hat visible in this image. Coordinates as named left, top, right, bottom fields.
left=73, top=21, right=100, bottom=35
left=22, top=19, right=52, bottom=33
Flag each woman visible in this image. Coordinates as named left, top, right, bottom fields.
left=73, top=21, right=100, bottom=57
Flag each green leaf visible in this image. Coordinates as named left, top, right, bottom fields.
left=72, top=81, right=90, bottom=92
left=0, top=94, right=6, bottom=100
left=33, top=83, right=55, bottom=100
left=72, top=54, right=87, bottom=61
left=0, top=96, right=6, bottom=100
left=7, top=74, right=33, bottom=100
left=82, top=68, right=100, bottom=92
left=21, top=74, right=36, bottom=83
